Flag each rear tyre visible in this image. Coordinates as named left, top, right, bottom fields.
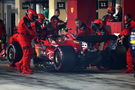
left=111, top=45, right=127, bottom=69
left=7, top=42, right=23, bottom=64
left=54, top=46, right=76, bottom=71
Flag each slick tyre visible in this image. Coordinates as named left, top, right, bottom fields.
left=7, top=42, right=23, bottom=64
left=54, top=46, right=76, bottom=71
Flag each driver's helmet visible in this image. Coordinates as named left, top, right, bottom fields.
left=26, top=9, right=38, bottom=22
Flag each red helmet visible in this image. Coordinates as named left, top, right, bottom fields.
left=91, top=19, right=103, bottom=32
left=26, top=9, right=38, bottom=21
left=37, top=14, right=45, bottom=23
left=107, top=6, right=114, bottom=14
left=93, top=19, right=102, bottom=24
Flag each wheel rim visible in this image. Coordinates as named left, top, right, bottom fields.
left=54, top=50, right=62, bottom=70
left=8, top=46, right=15, bottom=62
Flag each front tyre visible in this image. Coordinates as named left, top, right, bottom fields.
left=54, top=46, right=76, bottom=71
left=7, top=42, right=23, bottom=64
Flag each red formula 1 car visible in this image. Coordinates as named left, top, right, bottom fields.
left=6, top=30, right=126, bottom=71
left=7, top=32, right=88, bottom=71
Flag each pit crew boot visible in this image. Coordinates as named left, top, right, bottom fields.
left=123, top=68, right=134, bottom=73
left=15, top=62, right=23, bottom=73
left=22, top=66, right=33, bottom=74
left=24, top=57, right=33, bottom=73
left=25, top=66, right=33, bottom=73
left=123, top=63, right=134, bottom=73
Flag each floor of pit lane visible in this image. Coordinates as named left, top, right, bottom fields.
left=0, top=60, right=135, bottom=90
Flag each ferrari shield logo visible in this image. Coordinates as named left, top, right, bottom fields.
left=71, top=8, right=74, bottom=13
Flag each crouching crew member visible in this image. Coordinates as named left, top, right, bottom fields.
left=12, top=9, right=38, bottom=74
left=118, top=14, right=135, bottom=73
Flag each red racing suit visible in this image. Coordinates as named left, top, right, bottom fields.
left=11, top=16, right=37, bottom=74
left=119, top=20, right=135, bottom=73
